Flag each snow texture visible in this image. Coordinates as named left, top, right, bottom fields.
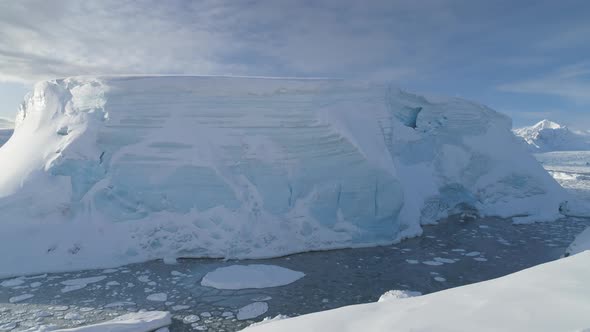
left=0, top=76, right=567, bottom=277
left=245, top=252, right=590, bottom=332
left=377, top=290, right=421, bottom=302
left=45, top=311, right=171, bottom=332
left=514, top=120, right=590, bottom=152
left=201, top=264, right=305, bottom=290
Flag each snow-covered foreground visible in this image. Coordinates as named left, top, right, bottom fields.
left=0, top=76, right=566, bottom=277
left=245, top=251, right=590, bottom=332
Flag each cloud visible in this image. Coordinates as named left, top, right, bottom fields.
left=498, top=62, right=590, bottom=104
left=0, top=0, right=459, bottom=83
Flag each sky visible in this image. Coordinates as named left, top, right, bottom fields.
left=0, top=0, right=589, bottom=129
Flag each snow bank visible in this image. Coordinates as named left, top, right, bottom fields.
left=244, top=252, right=590, bottom=332
left=44, top=311, right=171, bottom=332
left=0, top=76, right=566, bottom=276
left=514, top=120, right=590, bottom=152
left=201, top=264, right=304, bottom=290
left=566, top=227, right=590, bottom=256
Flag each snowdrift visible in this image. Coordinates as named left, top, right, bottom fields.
left=514, top=119, right=590, bottom=152
left=0, top=76, right=566, bottom=276
left=245, top=251, right=590, bottom=332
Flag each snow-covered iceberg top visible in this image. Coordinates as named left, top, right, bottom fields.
left=514, top=119, right=590, bottom=152
left=244, top=252, right=590, bottom=332
left=0, top=76, right=566, bottom=277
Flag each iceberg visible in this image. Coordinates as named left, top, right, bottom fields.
left=0, top=76, right=566, bottom=276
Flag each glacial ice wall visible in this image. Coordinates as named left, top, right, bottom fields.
left=0, top=76, right=566, bottom=276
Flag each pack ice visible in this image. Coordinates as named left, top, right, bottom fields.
left=0, top=76, right=566, bottom=276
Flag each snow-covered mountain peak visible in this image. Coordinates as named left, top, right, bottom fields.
left=534, top=119, right=562, bottom=130
left=514, top=119, right=590, bottom=152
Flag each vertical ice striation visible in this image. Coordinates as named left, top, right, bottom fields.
left=0, top=76, right=567, bottom=276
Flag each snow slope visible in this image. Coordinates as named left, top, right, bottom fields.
left=0, top=118, right=13, bottom=147
left=514, top=119, right=590, bottom=152
left=245, top=252, right=590, bottom=332
left=0, top=76, right=566, bottom=276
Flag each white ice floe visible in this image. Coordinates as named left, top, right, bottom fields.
left=238, top=302, right=269, bottom=321
left=201, top=265, right=304, bottom=290
left=8, top=293, right=33, bottom=303
left=47, top=311, right=171, bottom=332
left=60, top=276, right=106, bottom=293
left=246, top=252, right=590, bottom=332
left=146, top=293, right=168, bottom=302
left=1, top=277, right=24, bottom=287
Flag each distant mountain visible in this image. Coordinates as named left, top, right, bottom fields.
left=513, top=120, right=590, bottom=152
left=0, top=118, right=14, bottom=147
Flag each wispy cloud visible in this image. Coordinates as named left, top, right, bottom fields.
left=498, top=62, right=590, bottom=104
left=0, top=0, right=457, bottom=82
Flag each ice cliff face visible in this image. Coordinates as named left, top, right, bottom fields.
left=514, top=120, right=590, bottom=152
left=0, top=76, right=566, bottom=276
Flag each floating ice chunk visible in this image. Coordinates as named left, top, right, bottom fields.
left=9, top=294, right=33, bottom=303
left=1, top=277, right=25, bottom=287
left=433, top=257, right=455, bottom=264
left=378, top=290, right=422, bottom=302
left=171, top=305, right=190, bottom=311
left=182, top=315, right=200, bottom=324
left=61, top=276, right=107, bottom=286
left=434, top=276, right=447, bottom=282
left=201, top=265, right=304, bottom=290
left=473, top=257, right=488, bottom=262
left=238, top=302, right=269, bottom=320
left=64, top=312, right=83, bottom=320
left=405, top=259, right=419, bottom=264
left=105, top=301, right=136, bottom=308
left=422, top=261, right=443, bottom=266
left=147, top=293, right=168, bottom=302
left=60, top=276, right=106, bottom=292
left=48, top=311, right=171, bottom=332
left=61, top=284, right=87, bottom=293
left=465, top=251, right=481, bottom=257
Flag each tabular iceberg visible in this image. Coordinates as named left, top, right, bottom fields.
left=0, top=76, right=566, bottom=276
